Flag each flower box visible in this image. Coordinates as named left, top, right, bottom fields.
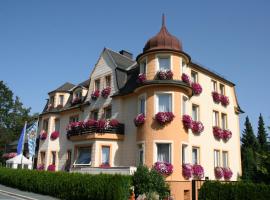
left=181, top=73, right=191, bottom=85
left=191, top=121, right=204, bottom=134
left=220, top=95, right=229, bottom=106
left=182, top=163, right=193, bottom=179
left=47, top=164, right=56, bottom=171
left=91, top=90, right=100, bottom=100
left=155, top=112, right=175, bottom=125
left=137, top=73, right=146, bottom=83
left=50, top=131, right=59, bottom=140
left=109, top=119, right=119, bottom=127
left=83, top=119, right=97, bottom=128
left=134, top=113, right=145, bottom=127
left=212, top=91, right=221, bottom=103
left=40, top=131, right=47, bottom=140
left=223, top=167, right=233, bottom=180
left=214, top=167, right=224, bottom=179
left=153, top=162, right=173, bottom=176
left=182, top=115, right=193, bottom=129
left=191, top=82, right=203, bottom=95
left=213, top=126, right=223, bottom=139
left=37, top=164, right=45, bottom=171
left=99, top=163, right=111, bottom=168
left=222, top=129, right=232, bottom=141
left=101, top=87, right=111, bottom=98
left=192, top=164, right=204, bottom=179
left=2, top=152, right=17, bottom=159
left=156, top=70, right=173, bottom=80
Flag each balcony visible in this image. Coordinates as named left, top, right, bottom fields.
left=67, top=123, right=125, bottom=141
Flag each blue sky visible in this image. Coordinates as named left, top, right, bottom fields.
left=0, top=0, right=269, bottom=134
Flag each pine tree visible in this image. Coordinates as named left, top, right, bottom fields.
left=257, top=114, right=268, bottom=152
left=241, top=116, right=258, bottom=151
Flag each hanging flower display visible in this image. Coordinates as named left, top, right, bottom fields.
left=137, top=73, right=146, bottom=83
left=2, top=152, right=17, bottom=159
left=153, top=162, right=173, bottom=176
left=47, top=164, right=56, bottom=172
left=222, top=130, right=232, bottom=141
left=134, top=113, right=146, bottom=127
left=212, top=91, right=221, bottom=103
left=83, top=119, right=97, bottom=128
left=71, top=97, right=82, bottom=105
left=155, top=112, right=175, bottom=125
left=182, top=163, right=193, bottom=179
left=223, top=167, right=233, bottom=180
left=181, top=73, right=191, bottom=85
left=192, top=164, right=204, bottom=179
left=109, top=119, right=119, bottom=127
left=91, top=90, right=100, bottom=100
left=182, top=115, right=193, bottom=129
left=191, top=83, right=203, bottom=95
left=213, top=126, right=223, bottom=139
left=101, top=87, right=111, bottom=98
left=37, top=164, right=45, bottom=171
left=191, top=121, right=204, bottom=134
left=157, top=70, right=173, bottom=80
left=214, top=167, right=224, bottom=179
left=50, top=131, right=59, bottom=140
left=220, top=95, right=229, bottom=106
left=40, top=130, right=47, bottom=140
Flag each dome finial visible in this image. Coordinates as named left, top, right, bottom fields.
left=162, top=13, right=165, bottom=27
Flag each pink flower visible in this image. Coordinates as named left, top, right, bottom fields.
left=2, top=152, right=17, bottom=159
left=40, top=130, right=47, bottom=140
left=37, top=164, right=45, bottom=171
left=182, top=163, right=193, bottom=179
left=182, top=115, right=193, bottom=129
left=109, top=119, right=119, bottom=127
left=157, top=70, right=174, bottom=80
left=212, top=91, right=221, bottom=103
left=191, top=83, right=203, bottom=95
left=47, top=164, right=56, bottom=171
left=101, top=87, right=111, bottom=98
left=50, top=131, right=59, bottom=140
left=181, top=73, right=190, bottom=85
left=100, top=163, right=111, bottom=168
left=96, top=119, right=108, bottom=131
left=223, top=167, right=233, bottom=180
left=214, top=167, right=224, bottom=179
left=134, top=113, right=146, bottom=127
left=153, top=162, right=173, bottom=176
left=220, top=95, right=229, bottom=106
left=191, top=121, right=204, bottom=134
left=222, top=129, right=232, bottom=141
left=192, top=164, right=204, bottom=179
left=84, top=119, right=97, bottom=128
left=155, top=112, right=175, bottom=125
left=213, top=126, right=223, bottom=139
left=137, top=73, right=146, bottom=83
left=91, top=90, right=100, bottom=100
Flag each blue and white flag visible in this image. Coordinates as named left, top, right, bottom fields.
left=27, top=121, right=38, bottom=158
left=17, top=122, right=27, bottom=155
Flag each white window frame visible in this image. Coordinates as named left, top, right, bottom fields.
left=182, top=143, right=189, bottom=164
left=220, top=84, right=225, bottom=95
left=192, top=146, right=200, bottom=165
left=137, top=141, right=145, bottom=165
left=140, top=58, right=147, bottom=74
left=138, top=93, right=146, bottom=115
left=74, top=146, right=92, bottom=166
left=182, top=95, right=188, bottom=115
left=222, top=151, right=229, bottom=168
left=221, top=113, right=228, bottom=129
left=191, top=71, right=198, bottom=83
left=192, top=104, right=199, bottom=121
left=182, top=60, right=187, bottom=74
left=105, top=74, right=111, bottom=88
left=101, top=145, right=111, bottom=165
left=94, top=79, right=101, bottom=91
left=59, top=95, right=64, bottom=105
left=212, top=111, right=219, bottom=127
left=155, top=54, right=172, bottom=72
left=212, top=80, right=217, bottom=92
left=153, top=140, right=173, bottom=164
left=214, top=150, right=221, bottom=167
left=155, top=92, right=173, bottom=114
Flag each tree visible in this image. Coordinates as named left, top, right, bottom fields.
left=241, top=116, right=258, bottom=150
left=257, top=114, right=268, bottom=152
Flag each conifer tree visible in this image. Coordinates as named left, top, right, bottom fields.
left=241, top=116, right=258, bottom=151
left=257, top=114, right=268, bottom=152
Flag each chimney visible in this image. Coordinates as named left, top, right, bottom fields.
left=119, top=50, right=133, bottom=59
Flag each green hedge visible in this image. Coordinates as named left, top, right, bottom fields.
left=0, top=167, right=131, bottom=200
left=199, top=181, right=270, bottom=200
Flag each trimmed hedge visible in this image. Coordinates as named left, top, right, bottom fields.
left=199, top=181, right=270, bottom=200
left=0, top=167, right=131, bottom=200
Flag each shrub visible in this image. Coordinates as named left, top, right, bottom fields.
left=199, top=181, right=270, bottom=200
left=0, top=167, right=131, bottom=200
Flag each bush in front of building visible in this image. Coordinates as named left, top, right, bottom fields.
left=0, top=167, right=131, bottom=200
left=198, top=181, right=270, bottom=200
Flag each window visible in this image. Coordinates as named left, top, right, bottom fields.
left=157, top=143, right=171, bottom=163
left=182, top=144, right=188, bottom=164
left=138, top=95, right=146, bottom=114
left=220, top=84, right=225, bottom=95
left=182, top=96, right=188, bottom=115
left=40, top=152, right=45, bottom=165
left=192, top=147, right=200, bottom=164
left=51, top=151, right=56, bottom=165
left=59, top=95, right=64, bottom=105
left=212, top=80, right=217, bottom=92
left=104, top=106, right=112, bottom=119
left=221, top=113, right=227, bottom=129
left=54, top=119, right=60, bottom=132
left=138, top=144, right=144, bottom=165
left=214, top=150, right=220, bottom=167
left=182, top=61, right=186, bottom=74
left=91, top=110, right=98, bottom=120
left=192, top=104, right=199, bottom=121
left=212, top=111, right=219, bottom=127
left=75, top=147, right=91, bottom=165
left=222, top=151, right=229, bottom=168
left=101, top=146, right=110, bottom=165
left=50, top=96, right=54, bottom=105
left=105, top=75, right=111, bottom=87
left=140, top=60, right=146, bottom=74
left=156, top=93, right=172, bottom=113
left=69, top=115, right=79, bottom=123
left=75, top=91, right=82, bottom=99
left=65, top=150, right=72, bottom=171
left=94, top=79, right=100, bottom=91
left=43, top=119, right=49, bottom=133
left=158, top=56, right=170, bottom=70
left=191, top=71, right=198, bottom=83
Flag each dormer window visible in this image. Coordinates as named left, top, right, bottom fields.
left=75, top=91, right=82, bottom=99
left=140, top=60, right=146, bottom=74
left=105, top=75, right=111, bottom=87
left=95, top=79, right=100, bottom=91
left=50, top=96, right=55, bottom=105
left=59, top=95, right=64, bottom=106
left=158, top=55, right=171, bottom=70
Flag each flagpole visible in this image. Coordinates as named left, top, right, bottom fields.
left=20, top=121, right=27, bottom=167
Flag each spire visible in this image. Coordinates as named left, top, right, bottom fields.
left=162, top=13, right=165, bottom=27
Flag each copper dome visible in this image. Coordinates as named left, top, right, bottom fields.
left=143, top=15, right=182, bottom=53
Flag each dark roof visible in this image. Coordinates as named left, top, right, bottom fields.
left=105, top=48, right=136, bottom=70
left=48, top=82, right=75, bottom=94
left=78, top=79, right=90, bottom=88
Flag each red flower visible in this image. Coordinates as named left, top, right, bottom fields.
left=181, top=73, right=191, bottom=85
left=212, top=91, right=221, bottom=103
left=213, top=126, right=223, bottom=139
left=220, top=95, right=229, bottom=106
left=191, top=83, right=203, bottom=95
left=84, top=119, right=97, bottom=128
left=101, top=87, right=111, bottom=98
left=182, top=163, right=193, bottom=179
left=40, top=130, right=47, bottom=140
left=91, top=90, right=100, bottom=100
left=50, top=131, right=59, bottom=140
left=134, top=113, right=146, bottom=127
left=182, top=115, right=193, bottom=129
left=192, top=164, right=204, bottom=179
left=223, top=167, right=233, bottom=180
left=222, top=129, right=232, bottom=141
left=47, top=164, right=56, bottom=171
left=214, top=167, right=224, bottom=179
left=155, top=112, right=175, bottom=125
left=109, top=119, right=119, bottom=127
left=191, top=121, right=204, bottom=134
left=100, top=163, right=111, bottom=168
left=137, top=73, right=146, bottom=83
left=157, top=70, right=174, bottom=80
